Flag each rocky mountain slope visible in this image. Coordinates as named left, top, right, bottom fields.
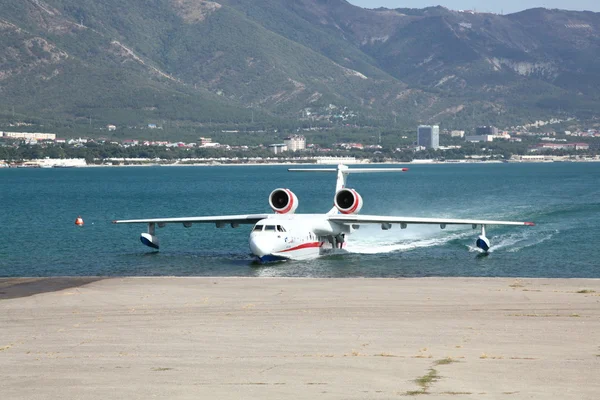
left=1, top=0, right=599, bottom=133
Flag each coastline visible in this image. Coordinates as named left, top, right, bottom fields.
left=0, top=159, right=600, bottom=169
left=3, top=156, right=600, bottom=169
left=1, top=276, right=598, bottom=399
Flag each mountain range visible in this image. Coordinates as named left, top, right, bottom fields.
left=1, top=0, right=599, bottom=134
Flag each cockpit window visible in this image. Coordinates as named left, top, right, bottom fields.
left=264, top=225, right=276, bottom=231
left=276, top=225, right=286, bottom=232
left=253, top=224, right=264, bottom=231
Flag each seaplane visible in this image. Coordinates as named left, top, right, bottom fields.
left=113, top=164, right=535, bottom=262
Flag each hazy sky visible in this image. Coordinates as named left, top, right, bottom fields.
left=346, top=1, right=600, bottom=14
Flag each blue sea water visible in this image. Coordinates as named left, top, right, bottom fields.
left=1, top=163, right=599, bottom=278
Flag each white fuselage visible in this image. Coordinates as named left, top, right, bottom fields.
left=248, top=215, right=354, bottom=262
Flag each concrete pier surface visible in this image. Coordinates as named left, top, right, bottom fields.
left=1, top=277, right=599, bottom=399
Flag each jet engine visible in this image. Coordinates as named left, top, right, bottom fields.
left=269, top=188, right=299, bottom=214
left=334, top=188, right=363, bottom=214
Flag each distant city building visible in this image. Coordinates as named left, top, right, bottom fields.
left=417, top=125, right=439, bottom=149
left=1, top=132, right=56, bottom=140
left=466, top=135, right=494, bottom=143
left=107, top=125, right=117, bottom=131
left=438, top=145, right=462, bottom=151
left=268, top=144, right=287, bottom=154
left=198, top=137, right=212, bottom=146
left=122, top=139, right=139, bottom=147
left=29, top=158, right=87, bottom=168
left=336, top=142, right=363, bottom=150
left=67, top=138, right=88, bottom=145
left=315, top=156, right=362, bottom=164
left=450, top=130, right=465, bottom=138
left=493, top=132, right=511, bottom=140
left=284, top=135, right=306, bottom=151
left=517, top=155, right=547, bottom=161
left=528, top=143, right=589, bottom=152
left=475, top=126, right=499, bottom=136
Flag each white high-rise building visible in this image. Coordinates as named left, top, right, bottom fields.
left=417, top=125, right=439, bottom=149
left=268, top=144, right=287, bottom=154
left=284, top=135, right=306, bottom=152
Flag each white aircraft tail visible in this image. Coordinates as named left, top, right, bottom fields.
left=288, top=164, right=408, bottom=213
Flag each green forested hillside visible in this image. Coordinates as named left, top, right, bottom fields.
left=1, top=0, right=599, bottom=136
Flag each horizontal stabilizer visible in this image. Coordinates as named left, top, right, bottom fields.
left=289, top=167, right=408, bottom=173
left=290, top=164, right=410, bottom=214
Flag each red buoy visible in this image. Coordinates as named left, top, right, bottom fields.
left=75, top=216, right=84, bottom=226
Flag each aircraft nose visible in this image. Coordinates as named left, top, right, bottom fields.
left=249, top=235, right=273, bottom=257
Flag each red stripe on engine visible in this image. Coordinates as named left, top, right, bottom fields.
left=277, top=189, right=294, bottom=214
left=341, top=189, right=359, bottom=214
left=280, top=242, right=321, bottom=252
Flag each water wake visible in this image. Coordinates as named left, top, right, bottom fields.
left=506, top=230, right=557, bottom=253
left=467, top=229, right=558, bottom=253
left=347, top=227, right=473, bottom=254
left=348, top=224, right=559, bottom=256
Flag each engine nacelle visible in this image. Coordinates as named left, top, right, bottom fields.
left=334, top=188, right=363, bottom=214
left=269, top=188, right=299, bottom=214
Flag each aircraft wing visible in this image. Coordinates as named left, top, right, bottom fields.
left=113, top=214, right=272, bottom=250
left=328, top=214, right=535, bottom=227
left=112, top=214, right=271, bottom=225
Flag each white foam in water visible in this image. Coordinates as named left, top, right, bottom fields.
left=467, top=245, right=485, bottom=254
left=348, top=224, right=555, bottom=255
left=256, top=266, right=285, bottom=277
left=257, top=262, right=323, bottom=278
left=485, top=233, right=524, bottom=252
left=506, top=230, right=557, bottom=253
left=467, top=229, right=557, bottom=253
left=347, top=225, right=473, bottom=254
